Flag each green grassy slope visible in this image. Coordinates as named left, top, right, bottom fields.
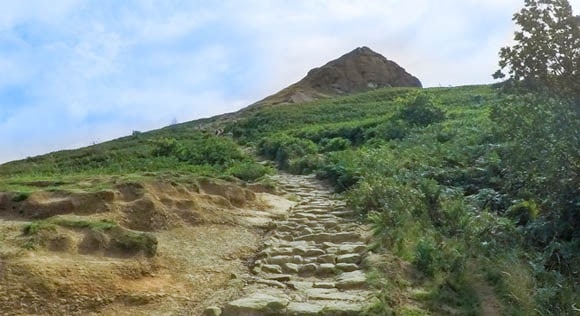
left=1, top=84, right=577, bottom=314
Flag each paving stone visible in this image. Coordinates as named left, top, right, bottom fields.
left=265, top=274, right=292, bottom=282
left=336, top=270, right=367, bottom=290
left=337, top=244, right=367, bottom=255
left=299, top=263, right=318, bottom=275
left=223, top=293, right=289, bottom=316
left=312, top=281, right=335, bottom=289
left=285, top=302, right=324, bottom=316
left=318, top=263, right=336, bottom=276
left=283, top=263, right=300, bottom=274
left=203, top=306, right=221, bottom=316
left=261, top=264, right=283, bottom=274
left=317, top=254, right=336, bottom=264
left=320, top=301, right=365, bottom=316
left=304, top=288, right=361, bottom=301
left=336, top=253, right=361, bottom=264
left=267, top=255, right=303, bottom=265
left=335, top=263, right=359, bottom=272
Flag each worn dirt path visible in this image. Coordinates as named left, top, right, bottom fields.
left=214, top=173, right=376, bottom=315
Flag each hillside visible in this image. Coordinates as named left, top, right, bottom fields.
left=0, top=49, right=578, bottom=314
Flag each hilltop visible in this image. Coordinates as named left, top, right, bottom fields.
left=252, top=46, right=421, bottom=107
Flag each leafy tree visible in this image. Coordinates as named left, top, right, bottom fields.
left=494, top=0, right=580, bottom=101
left=493, top=0, right=580, bottom=261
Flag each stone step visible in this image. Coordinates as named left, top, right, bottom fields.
left=295, top=232, right=363, bottom=244
left=221, top=173, right=373, bottom=315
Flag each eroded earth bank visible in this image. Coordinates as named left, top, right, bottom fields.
left=0, top=173, right=374, bottom=315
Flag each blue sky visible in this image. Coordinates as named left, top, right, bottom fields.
left=1, top=0, right=578, bottom=163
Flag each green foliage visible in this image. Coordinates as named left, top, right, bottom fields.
left=495, top=0, right=580, bottom=100
left=414, top=237, right=440, bottom=276
left=320, top=137, right=351, bottom=152
left=396, top=93, right=446, bottom=127
left=506, top=200, right=538, bottom=226
left=317, top=150, right=361, bottom=192
left=23, top=218, right=117, bottom=236
left=258, top=134, right=318, bottom=170
left=22, top=221, right=57, bottom=235
left=11, top=192, right=29, bottom=202
left=110, top=227, right=157, bottom=257
left=226, top=161, right=272, bottom=181
left=366, top=119, right=409, bottom=141
left=491, top=3, right=580, bottom=298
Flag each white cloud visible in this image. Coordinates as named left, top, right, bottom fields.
left=3, top=0, right=580, bottom=163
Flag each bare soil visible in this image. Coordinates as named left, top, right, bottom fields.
left=0, top=177, right=294, bottom=315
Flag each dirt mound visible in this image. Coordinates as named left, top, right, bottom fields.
left=254, top=46, right=422, bottom=107
left=0, top=190, right=114, bottom=219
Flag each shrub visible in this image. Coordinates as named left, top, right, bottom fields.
left=258, top=135, right=318, bottom=169
left=506, top=200, right=538, bottom=226
left=396, top=93, right=445, bottom=126
left=320, top=137, right=352, bottom=152
left=151, top=137, right=186, bottom=158
left=366, top=119, right=409, bottom=141
left=317, top=151, right=361, bottom=192
left=414, top=237, right=440, bottom=276
left=227, top=161, right=272, bottom=181
left=287, top=154, right=324, bottom=175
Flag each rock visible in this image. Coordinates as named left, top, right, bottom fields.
left=299, top=263, right=318, bottom=275
left=336, top=253, right=361, bottom=264
left=318, top=263, right=336, bottom=276
left=304, top=288, right=362, bottom=301
left=256, top=279, right=286, bottom=288
left=337, top=244, right=367, bottom=255
left=223, top=293, right=289, bottom=316
left=336, top=270, right=367, bottom=290
left=203, top=306, right=222, bottom=316
left=265, top=274, right=292, bottom=282
left=317, top=254, right=336, bottom=264
left=291, top=212, right=318, bottom=220
left=286, top=302, right=324, bottom=316
left=261, top=264, right=283, bottom=274
left=321, top=301, right=365, bottom=316
left=267, top=255, right=303, bottom=265
left=336, top=263, right=359, bottom=272
left=303, top=248, right=325, bottom=257
left=296, top=232, right=361, bottom=243
left=313, top=281, right=335, bottom=289
left=283, top=263, right=300, bottom=274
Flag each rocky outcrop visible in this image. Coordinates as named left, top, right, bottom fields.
left=255, top=46, right=421, bottom=107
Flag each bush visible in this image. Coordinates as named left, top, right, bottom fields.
left=320, top=137, right=352, bottom=152
left=396, top=93, right=445, bottom=126
left=317, top=151, right=361, bottom=192
left=506, top=200, right=538, bottom=226
left=366, top=119, right=409, bottom=141
left=287, top=154, right=324, bottom=175
left=258, top=135, right=318, bottom=169
left=414, top=237, right=440, bottom=276
left=227, top=161, right=272, bottom=181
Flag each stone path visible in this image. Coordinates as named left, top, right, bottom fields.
left=216, top=174, right=375, bottom=316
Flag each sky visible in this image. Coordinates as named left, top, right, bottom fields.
left=1, top=0, right=578, bottom=163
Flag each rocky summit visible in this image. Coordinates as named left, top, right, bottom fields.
left=255, top=46, right=421, bottom=106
